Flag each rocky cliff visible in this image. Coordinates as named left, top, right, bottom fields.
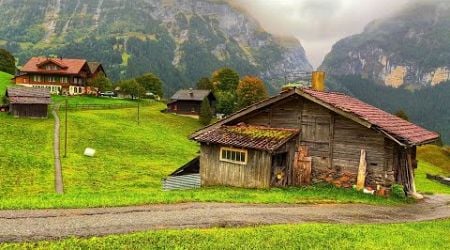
left=321, top=0, right=450, bottom=89
left=0, top=0, right=312, bottom=94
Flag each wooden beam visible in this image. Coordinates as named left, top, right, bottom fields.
left=356, top=149, right=367, bottom=190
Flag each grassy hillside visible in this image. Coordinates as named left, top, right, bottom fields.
left=416, top=145, right=450, bottom=194
left=4, top=220, right=449, bottom=249
left=0, top=102, right=414, bottom=209
left=0, top=71, right=12, bottom=98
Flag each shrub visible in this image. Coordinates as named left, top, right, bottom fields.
left=391, top=184, right=406, bottom=198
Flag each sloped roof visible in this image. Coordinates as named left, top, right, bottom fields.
left=171, top=89, right=213, bottom=101
left=191, top=88, right=439, bottom=146
left=193, top=124, right=300, bottom=152
left=87, top=62, right=102, bottom=74
left=300, top=88, right=439, bottom=145
left=20, top=57, right=88, bottom=75
left=6, top=87, right=51, bottom=104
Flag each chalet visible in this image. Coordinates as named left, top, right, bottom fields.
left=189, top=73, right=439, bottom=196
left=5, top=87, right=51, bottom=118
left=167, top=89, right=216, bottom=115
left=14, top=57, right=106, bottom=95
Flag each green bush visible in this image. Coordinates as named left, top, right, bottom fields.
left=391, top=184, right=406, bottom=198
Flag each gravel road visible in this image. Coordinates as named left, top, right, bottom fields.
left=0, top=195, right=449, bottom=243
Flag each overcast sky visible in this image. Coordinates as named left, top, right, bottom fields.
left=233, top=0, right=410, bottom=68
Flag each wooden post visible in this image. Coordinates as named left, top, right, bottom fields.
left=406, top=151, right=417, bottom=194
left=64, top=98, right=68, bottom=158
left=356, top=149, right=367, bottom=190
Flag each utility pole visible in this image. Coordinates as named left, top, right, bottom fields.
left=137, top=90, right=140, bottom=125
left=64, top=98, right=68, bottom=158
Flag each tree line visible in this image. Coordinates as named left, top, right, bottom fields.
left=197, top=67, right=269, bottom=125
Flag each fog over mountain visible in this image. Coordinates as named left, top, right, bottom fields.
left=233, top=0, right=409, bottom=67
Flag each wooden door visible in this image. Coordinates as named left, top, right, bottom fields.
left=292, top=146, right=312, bottom=186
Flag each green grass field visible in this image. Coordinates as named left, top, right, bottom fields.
left=0, top=71, right=448, bottom=209
left=0, top=102, right=417, bottom=209
left=51, top=95, right=141, bottom=106
left=2, top=219, right=449, bottom=249
left=416, top=145, right=450, bottom=194
left=0, top=71, right=12, bottom=99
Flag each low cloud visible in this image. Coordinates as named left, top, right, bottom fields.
left=233, top=0, right=409, bottom=67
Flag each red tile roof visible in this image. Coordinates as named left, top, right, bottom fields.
left=20, top=57, right=87, bottom=75
left=300, top=88, right=439, bottom=145
left=193, top=124, right=300, bottom=151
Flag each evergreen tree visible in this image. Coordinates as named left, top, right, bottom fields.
left=215, top=91, right=237, bottom=115
left=237, top=76, right=268, bottom=109
left=196, top=77, right=213, bottom=90
left=0, top=48, right=15, bottom=75
left=199, top=97, right=213, bottom=125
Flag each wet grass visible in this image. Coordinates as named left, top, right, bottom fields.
left=0, top=102, right=409, bottom=209
left=2, top=219, right=449, bottom=249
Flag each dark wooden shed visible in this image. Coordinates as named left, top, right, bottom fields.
left=6, top=87, right=51, bottom=118
left=191, top=88, right=439, bottom=195
left=167, top=89, right=216, bottom=115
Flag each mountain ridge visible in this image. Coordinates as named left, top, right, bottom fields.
left=320, top=0, right=450, bottom=89
left=0, top=0, right=312, bottom=94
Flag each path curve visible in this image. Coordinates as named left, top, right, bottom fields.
left=0, top=195, right=449, bottom=243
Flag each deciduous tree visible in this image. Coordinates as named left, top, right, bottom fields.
left=237, top=76, right=268, bottom=109
left=211, top=67, right=239, bottom=92
left=88, top=73, right=112, bottom=92
left=135, top=73, right=163, bottom=97
left=196, top=77, right=213, bottom=90
left=118, top=79, right=145, bottom=100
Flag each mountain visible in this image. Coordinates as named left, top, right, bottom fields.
left=321, top=0, right=450, bottom=89
left=0, top=0, right=312, bottom=95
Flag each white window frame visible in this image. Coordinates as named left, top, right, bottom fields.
left=48, top=76, right=56, bottom=83
left=219, top=147, right=248, bottom=165
left=60, top=76, right=68, bottom=83
left=33, top=75, right=42, bottom=82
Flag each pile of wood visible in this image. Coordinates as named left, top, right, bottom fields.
left=426, top=174, right=450, bottom=186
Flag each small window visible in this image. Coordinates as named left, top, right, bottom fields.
left=220, top=147, right=247, bottom=165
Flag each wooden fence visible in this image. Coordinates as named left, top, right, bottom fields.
left=50, top=101, right=153, bottom=111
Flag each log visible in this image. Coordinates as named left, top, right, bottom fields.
left=356, top=149, right=367, bottom=190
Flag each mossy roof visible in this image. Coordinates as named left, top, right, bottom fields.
left=193, top=124, right=299, bottom=152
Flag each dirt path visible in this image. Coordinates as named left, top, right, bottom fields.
left=0, top=195, right=448, bottom=243
left=52, top=110, right=64, bottom=194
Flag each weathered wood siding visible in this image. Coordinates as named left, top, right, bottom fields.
left=168, top=100, right=202, bottom=115
left=224, top=95, right=398, bottom=188
left=200, top=144, right=272, bottom=188
left=10, top=104, right=48, bottom=118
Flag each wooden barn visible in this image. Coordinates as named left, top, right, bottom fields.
left=167, top=89, right=216, bottom=115
left=5, top=87, right=51, bottom=118
left=190, top=78, right=439, bottom=195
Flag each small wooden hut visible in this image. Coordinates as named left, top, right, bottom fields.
left=167, top=89, right=216, bottom=115
left=190, top=83, right=439, bottom=195
left=5, top=87, right=51, bottom=118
